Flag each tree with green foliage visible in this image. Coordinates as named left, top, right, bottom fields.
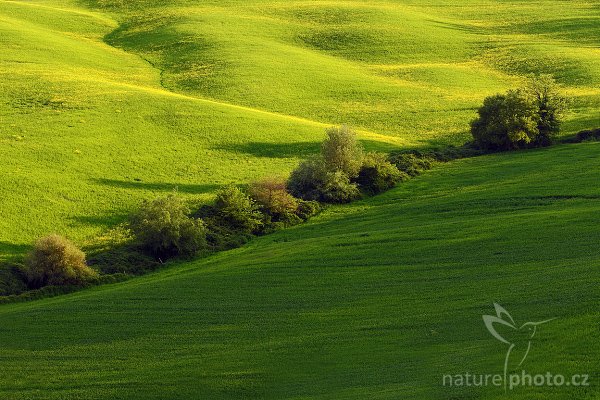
left=356, top=152, right=405, bottom=194
left=471, top=90, right=539, bottom=151
left=214, top=185, right=263, bottom=234
left=288, top=125, right=364, bottom=203
left=321, top=125, right=363, bottom=177
left=26, top=234, right=97, bottom=288
left=471, top=75, right=567, bottom=151
left=130, top=194, right=207, bottom=258
left=321, top=170, right=361, bottom=203
left=287, top=156, right=328, bottom=201
left=524, top=74, right=567, bottom=147
left=250, top=177, right=302, bottom=227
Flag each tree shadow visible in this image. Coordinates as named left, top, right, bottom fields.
left=70, top=213, right=131, bottom=229
left=216, top=141, right=321, bottom=158
left=92, top=179, right=221, bottom=194
left=0, top=241, right=30, bottom=263
left=216, top=139, right=402, bottom=158
left=360, top=139, right=404, bottom=153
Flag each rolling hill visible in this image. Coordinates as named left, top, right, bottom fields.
left=0, top=0, right=599, bottom=398
left=1, top=143, right=599, bottom=399
left=1, top=0, right=599, bottom=261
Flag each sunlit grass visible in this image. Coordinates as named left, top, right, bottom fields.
left=0, top=143, right=598, bottom=399
left=1, top=0, right=598, bottom=256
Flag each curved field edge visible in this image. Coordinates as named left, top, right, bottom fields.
left=0, top=143, right=598, bottom=399
left=1, top=0, right=599, bottom=264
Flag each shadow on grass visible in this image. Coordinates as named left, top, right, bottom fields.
left=87, top=241, right=161, bottom=276
left=93, top=179, right=221, bottom=194
left=216, top=141, right=321, bottom=158
left=0, top=242, right=29, bottom=296
left=0, top=241, right=30, bottom=263
left=70, top=213, right=131, bottom=229
left=217, top=139, right=402, bottom=158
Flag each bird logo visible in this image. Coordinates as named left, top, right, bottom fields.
left=483, top=303, right=555, bottom=391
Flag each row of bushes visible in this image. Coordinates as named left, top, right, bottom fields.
left=19, top=125, right=436, bottom=291
left=564, top=128, right=600, bottom=143
left=131, top=181, right=321, bottom=260
left=14, top=74, right=579, bottom=294
left=22, top=181, right=321, bottom=289
left=288, top=125, right=405, bottom=203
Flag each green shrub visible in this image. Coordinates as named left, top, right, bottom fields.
left=26, top=234, right=97, bottom=288
left=250, top=177, right=300, bottom=226
left=322, top=125, right=363, bottom=177
left=0, top=267, right=27, bottom=296
left=525, top=74, right=567, bottom=147
left=204, top=223, right=253, bottom=251
left=389, top=152, right=435, bottom=177
left=471, top=76, right=567, bottom=151
left=214, top=185, right=263, bottom=234
left=295, top=200, right=321, bottom=220
left=321, top=171, right=361, bottom=203
left=575, top=128, right=600, bottom=142
left=88, top=244, right=160, bottom=275
left=288, top=125, right=366, bottom=203
left=471, top=90, right=539, bottom=151
left=130, top=194, right=207, bottom=258
left=356, top=152, right=405, bottom=194
left=287, top=156, right=328, bottom=201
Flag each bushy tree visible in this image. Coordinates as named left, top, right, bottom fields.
left=321, top=171, right=361, bottom=203
left=524, top=74, right=567, bottom=146
left=214, top=185, right=263, bottom=234
left=287, top=157, right=360, bottom=203
left=249, top=177, right=300, bottom=226
left=471, top=75, right=567, bottom=151
left=321, top=125, right=363, bottom=177
left=471, top=90, right=539, bottom=151
left=388, top=152, right=434, bottom=177
left=356, top=152, right=405, bottom=194
left=288, top=125, right=366, bottom=203
left=287, top=156, right=328, bottom=201
left=26, top=234, right=97, bottom=288
left=130, top=194, right=207, bottom=258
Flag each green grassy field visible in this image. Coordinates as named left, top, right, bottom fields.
left=0, top=0, right=599, bottom=398
left=1, top=0, right=599, bottom=261
left=1, top=143, right=599, bottom=399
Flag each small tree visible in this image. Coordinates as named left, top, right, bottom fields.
left=321, top=125, right=363, bottom=177
left=471, top=90, right=539, bottom=151
left=26, top=234, right=97, bottom=288
left=356, top=152, right=404, bottom=194
left=288, top=125, right=366, bottom=203
left=287, top=156, right=328, bottom=201
left=388, top=152, right=434, bottom=177
left=130, top=194, right=207, bottom=258
left=249, top=177, right=300, bottom=225
left=214, top=185, right=263, bottom=234
left=524, top=74, right=567, bottom=146
left=472, top=75, right=568, bottom=151
left=321, top=171, right=361, bottom=203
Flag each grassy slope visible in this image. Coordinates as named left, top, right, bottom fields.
left=1, top=0, right=600, bottom=264
left=0, top=0, right=327, bottom=264
left=0, top=1, right=599, bottom=397
left=0, top=143, right=598, bottom=399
